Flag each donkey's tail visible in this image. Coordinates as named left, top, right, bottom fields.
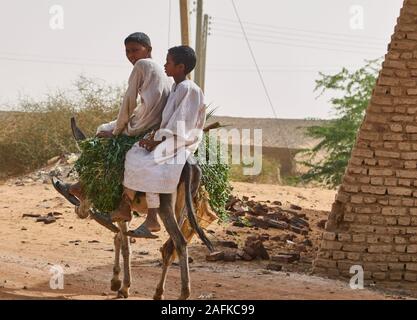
left=183, top=161, right=214, bottom=252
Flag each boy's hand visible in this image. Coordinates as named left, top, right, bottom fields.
left=96, top=130, right=114, bottom=138
left=138, top=138, right=162, bottom=152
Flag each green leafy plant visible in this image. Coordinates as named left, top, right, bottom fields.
left=197, top=134, right=232, bottom=221
left=74, top=134, right=144, bottom=212
left=299, top=59, right=381, bottom=188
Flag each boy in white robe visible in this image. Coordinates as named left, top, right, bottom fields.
left=96, top=32, right=172, bottom=138
left=52, top=33, right=171, bottom=232
left=112, top=46, right=206, bottom=238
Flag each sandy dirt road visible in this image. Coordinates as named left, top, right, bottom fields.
left=0, top=179, right=407, bottom=300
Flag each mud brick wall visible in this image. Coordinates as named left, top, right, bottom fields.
left=314, top=0, right=417, bottom=288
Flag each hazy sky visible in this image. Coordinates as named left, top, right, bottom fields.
left=0, top=0, right=404, bottom=119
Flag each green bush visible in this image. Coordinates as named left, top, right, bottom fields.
left=299, top=59, right=381, bottom=188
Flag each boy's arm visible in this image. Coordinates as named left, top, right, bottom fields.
left=112, top=63, right=143, bottom=136
left=150, top=85, right=205, bottom=149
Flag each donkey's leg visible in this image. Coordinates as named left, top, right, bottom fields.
left=154, top=239, right=175, bottom=300
left=159, top=193, right=190, bottom=300
left=154, top=189, right=186, bottom=300
left=110, top=231, right=122, bottom=292
left=117, top=221, right=131, bottom=299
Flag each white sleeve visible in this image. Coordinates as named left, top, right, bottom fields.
left=112, top=62, right=144, bottom=135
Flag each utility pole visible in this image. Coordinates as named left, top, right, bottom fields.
left=179, top=0, right=190, bottom=46
left=200, top=14, right=209, bottom=92
left=179, top=0, right=191, bottom=78
left=194, top=0, right=203, bottom=86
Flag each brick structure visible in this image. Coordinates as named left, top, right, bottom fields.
left=314, top=0, right=417, bottom=289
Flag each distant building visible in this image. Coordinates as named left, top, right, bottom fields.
left=207, top=116, right=329, bottom=176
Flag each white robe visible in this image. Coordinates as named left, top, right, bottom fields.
left=123, top=80, right=206, bottom=194
left=96, top=58, right=172, bottom=136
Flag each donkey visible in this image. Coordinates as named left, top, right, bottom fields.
left=70, top=118, right=217, bottom=299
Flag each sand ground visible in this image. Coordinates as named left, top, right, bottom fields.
left=0, top=175, right=411, bottom=300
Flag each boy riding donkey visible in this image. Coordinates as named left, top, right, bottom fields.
left=53, top=32, right=171, bottom=237
left=92, top=45, right=207, bottom=239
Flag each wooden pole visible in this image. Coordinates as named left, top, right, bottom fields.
left=179, top=0, right=191, bottom=79
left=194, top=0, right=203, bottom=86
left=200, top=14, right=209, bottom=92
left=179, top=0, right=190, bottom=46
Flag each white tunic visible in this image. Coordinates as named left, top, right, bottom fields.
left=123, top=80, right=206, bottom=194
left=96, top=58, right=172, bottom=136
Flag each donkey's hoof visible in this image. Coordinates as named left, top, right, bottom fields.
left=153, top=290, right=164, bottom=300
left=110, top=279, right=122, bottom=292
left=178, top=290, right=190, bottom=300
left=117, top=288, right=129, bottom=299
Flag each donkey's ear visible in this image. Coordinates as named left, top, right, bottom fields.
left=71, top=116, right=87, bottom=141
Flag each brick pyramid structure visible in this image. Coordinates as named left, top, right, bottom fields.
left=314, top=0, right=417, bottom=289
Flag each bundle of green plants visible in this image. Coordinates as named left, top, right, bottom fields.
left=74, top=134, right=143, bottom=212
left=74, top=132, right=232, bottom=219
left=197, top=135, right=232, bottom=221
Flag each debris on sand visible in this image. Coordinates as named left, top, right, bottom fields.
left=214, top=240, right=238, bottom=249
left=242, top=235, right=270, bottom=260
left=22, top=213, right=41, bottom=218
left=35, top=212, right=63, bottom=224
left=227, top=195, right=310, bottom=235
left=22, top=212, right=62, bottom=225
left=206, top=251, right=225, bottom=262
left=317, top=219, right=327, bottom=229
left=36, top=216, right=56, bottom=224
left=205, top=195, right=320, bottom=271
left=266, top=263, right=283, bottom=272
left=271, top=253, right=300, bottom=264
left=290, top=204, right=302, bottom=211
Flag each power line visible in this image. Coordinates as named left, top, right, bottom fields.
left=211, top=26, right=386, bottom=50
left=213, top=20, right=387, bottom=47
left=207, top=62, right=363, bottom=73
left=0, top=55, right=127, bottom=68
left=229, top=0, right=297, bottom=165
left=207, top=67, right=358, bottom=73
left=230, top=0, right=277, bottom=119
left=0, top=51, right=122, bottom=64
left=214, top=16, right=387, bottom=42
left=208, top=63, right=362, bottom=68
left=211, top=32, right=384, bottom=56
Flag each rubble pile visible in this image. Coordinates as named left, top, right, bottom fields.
left=206, top=196, right=323, bottom=272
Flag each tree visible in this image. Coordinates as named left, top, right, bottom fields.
left=300, top=59, right=381, bottom=188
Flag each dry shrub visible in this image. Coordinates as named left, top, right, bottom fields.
left=0, top=76, right=124, bottom=178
